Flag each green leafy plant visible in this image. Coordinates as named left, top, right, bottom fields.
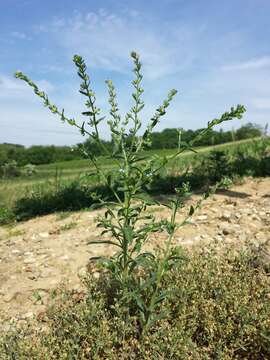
left=0, top=207, right=16, bottom=225
left=22, top=163, right=37, bottom=177
left=15, top=52, right=246, bottom=334
left=0, top=160, right=21, bottom=178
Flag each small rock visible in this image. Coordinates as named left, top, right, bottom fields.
left=40, top=269, right=53, bottom=278
left=3, top=292, right=21, bottom=303
left=220, top=211, right=231, bottom=221
left=28, top=275, right=37, bottom=280
left=237, top=233, right=248, bottom=242
left=93, top=272, right=100, bottom=279
left=11, top=249, right=21, bottom=255
left=222, top=227, right=231, bottom=236
left=196, top=215, right=208, bottom=221
left=24, top=251, right=33, bottom=256
left=23, top=258, right=36, bottom=264
left=224, top=237, right=234, bottom=244
left=78, top=266, right=87, bottom=277
left=21, top=312, right=34, bottom=319
left=24, top=266, right=33, bottom=272
left=39, top=232, right=49, bottom=238
left=214, top=235, right=223, bottom=242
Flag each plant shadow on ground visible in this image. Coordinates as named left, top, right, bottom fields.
left=215, top=189, right=251, bottom=199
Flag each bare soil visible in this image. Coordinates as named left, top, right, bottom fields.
left=0, top=177, right=269, bottom=329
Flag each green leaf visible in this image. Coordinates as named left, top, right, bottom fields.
left=87, top=240, right=121, bottom=248
left=82, top=111, right=95, bottom=116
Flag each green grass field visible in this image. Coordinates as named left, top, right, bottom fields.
left=0, top=138, right=261, bottom=208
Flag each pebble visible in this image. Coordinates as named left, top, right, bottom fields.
left=196, top=215, right=208, bottom=221
left=11, top=249, right=21, bottom=255
left=39, top=232, right=49, bottom=238
left=23, top=258, right=36, bottom=264
left=214, top=235, right=223, bottom=242
left=220, top=211, right=231, bottom=221
left=78, top=266, right=87, bottom=277
left=21, top=312, right=34, bottom=319
left=24, top=251, right=33, bottom=256
left=28, top=275, right=37, bottom=280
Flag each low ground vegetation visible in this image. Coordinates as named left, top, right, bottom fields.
left=1, top=242, right=269, bottom=359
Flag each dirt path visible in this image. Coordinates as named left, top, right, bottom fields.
left=0, top=177, right=269, bottom=329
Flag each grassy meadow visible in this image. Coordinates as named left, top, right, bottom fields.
left=0, top=137, right=261, bottom=209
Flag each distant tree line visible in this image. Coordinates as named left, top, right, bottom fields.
left=0, top=122, right=263, bottom=166
left=0, top=144, right=81, bottom=166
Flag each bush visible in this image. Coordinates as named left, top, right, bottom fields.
left=0, top=161, right=21, bottom=178
left=0, top=207, right=16, bottom=225
left=13, top=180, right=102, bottom=220
left=1, top=243, right=269, bottom=359
left=22, top=164, right=37, bottom=177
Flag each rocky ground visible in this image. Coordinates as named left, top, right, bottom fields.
left=0, top=177, right=269, bottom=330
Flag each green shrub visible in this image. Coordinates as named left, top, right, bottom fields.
left=0, top=161, right=21, bottom=178
left=13, top=180, right=107, bottom=220
left=22, top=163, right=37, bottom=177
left=0, top=207, right=16, bottom=225
left=1, top=243, right=269, bottom=359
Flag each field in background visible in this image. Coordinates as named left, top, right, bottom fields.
left=0, top=137, right=264, bottom=209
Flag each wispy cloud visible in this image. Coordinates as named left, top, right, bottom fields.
left=0, top=74, right=55, bottom=98
left=11, top=31, right=31, bottom=40
left=252, top=98, right=270, bottom=110
left=222, top=56, right=270, bottom=71
left=36, top=10, right=199, bottom=79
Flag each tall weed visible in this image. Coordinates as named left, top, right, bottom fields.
left=14, top=52, right=246, bottom=333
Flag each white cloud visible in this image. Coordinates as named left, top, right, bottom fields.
left=222, top=56, right=270, bottom=71
left=37, top=11, right=198, bottom=79
left=0, top=74, right=55, bottom=98
left=252, top=98, right=270, bottom=110
left=11, top=31, right=31, bottom=40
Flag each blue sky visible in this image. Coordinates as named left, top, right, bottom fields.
left=1, top=0, right=270, bottom=146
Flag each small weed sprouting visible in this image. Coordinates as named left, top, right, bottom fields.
left=60, top=222, right=77, bottom=232
left=15, top=52, right=246, bottom=335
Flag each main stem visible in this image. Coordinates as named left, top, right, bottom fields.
left=122, top=140, right=132, bottom=284
left=141, top=200, right=179, bottom=335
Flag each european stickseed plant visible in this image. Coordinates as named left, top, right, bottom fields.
left=15, top=52, right=246, bottom=335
